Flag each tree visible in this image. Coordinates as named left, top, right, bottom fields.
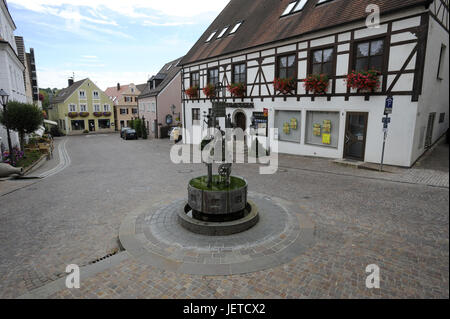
left=134, top=119, right=142, bottom=138
left=0, top=102, right=43, bottom=150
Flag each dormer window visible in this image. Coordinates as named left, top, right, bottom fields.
left=217, top=26, right=229, bottom=38
left=229, top=21, right=243, bottom=35
left=206, top=31, right=217, bottom=42
left=281, top=0, right=308, bottom=16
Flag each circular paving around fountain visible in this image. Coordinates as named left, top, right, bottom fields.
left=119, top=192, right=315, bottom=276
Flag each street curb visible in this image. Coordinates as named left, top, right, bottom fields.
left=23, top=154, right=48, bottom=176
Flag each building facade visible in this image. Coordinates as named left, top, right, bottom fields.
left=48, top=78, right=115, bottom=135
left=138, top=57, right=183, bottom=138
left=105, top=83, right=144, bottom=131
left=0, top=0, right=26, bottom=151
left=180, top=0, right=449, bottom=167
left=14, top=36, right=40, bottom=106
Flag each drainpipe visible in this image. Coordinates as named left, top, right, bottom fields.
left=182, top=68, right=186, bottom=144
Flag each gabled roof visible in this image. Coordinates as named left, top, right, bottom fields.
left=180, top=0, right=433, bottom=65
left=136, top=83, right=147, bottom=93
left=104, top=84, right=131, bottom=104
left=51, top=78, right=87, bottom=104
left=139, top=56, right=184, bottom=98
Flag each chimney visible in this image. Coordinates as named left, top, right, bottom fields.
left=68, top=78, right=74, bottom=87
left=117, top=83, right=121, bottom=91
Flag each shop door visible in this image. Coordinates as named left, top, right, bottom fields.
left=235, top=112, right=246, bottom=132
left=88, top=120, right=95, bottom=132
left=344, top=112, right=368, bottom=161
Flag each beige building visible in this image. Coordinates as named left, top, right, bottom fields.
left=105, top=83, right=146, bottom=131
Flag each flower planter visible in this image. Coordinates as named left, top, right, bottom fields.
left=274, top=77, right=297, bottom=95
left=103, top=112, right=112, bottom=117
left=304, top=74, right=329, bottom=95
left=185, top=86, right=199, bottom=99
left=227, top=83, right=246, bottom=98
left=203, top=84, right=217, bottom=99
left=68, top=112, right=78, bottom=118
left=346, top=70, right=381, bottom=93
left=94, top=112, right=103, bottom=117
left=79, top=112, right=90, bottom=118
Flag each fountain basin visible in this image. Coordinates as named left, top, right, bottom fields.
left=188, top=175, right=247, bottom=218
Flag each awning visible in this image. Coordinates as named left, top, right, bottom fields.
left=44, top=119, right=58, bottom=126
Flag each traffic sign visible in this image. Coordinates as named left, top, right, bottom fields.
left=382, top=117, right=391, bottom=124
left=385, top=96, right=394, bottom=114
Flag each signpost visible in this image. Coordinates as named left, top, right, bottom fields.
left=380, top=96, right=393, bottom=172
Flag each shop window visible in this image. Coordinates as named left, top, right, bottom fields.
left=98, top=119, right=110, bottom=129
left=305, top=111, right=340, bottom=148
left=71, top=120, right=85, bottom=131
left=274, top=111, right=301, bottom=143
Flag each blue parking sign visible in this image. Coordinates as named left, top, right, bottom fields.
left=385, top=96, right=393, bottom=114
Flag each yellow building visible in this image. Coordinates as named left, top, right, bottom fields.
left=48, top=78, right=115, bottom=135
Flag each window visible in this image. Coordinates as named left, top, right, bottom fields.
left=120, top=108, right=127, bottom=115
left=311, top=47, right=334, bottom=75
left=98, top=119, right=110, bottom=129
left=79, top=91, right=86, bottom=99
left=277, top=54, right=297, bottom=79
left=229, top=22, right=243, bottom=34
left=275, top=111, right=301, bottom=143
left=439, top=113, right=446, bottom=123
left=93, top=91, right=99, bottom=99
left=124, top=96, right=132, bottom=102
left=71, top=120, right=85, bottom=131
left=281, top=0, right=308, bottom=16
left=132, top=108, right=138, bottom=114
left=131, top=88, right=135, bottom=93
left=94, top=104, right=100, bottom=112
left=191, top=72, right=200, bottom=88
left=233, top=63, right=247, bottom=84
left=69, top=104, right=77, bottom=112
left=206, top=31, right=217, bottom=42
left=104, top=104, right=110, bottom=112
left=355, top=39, right=384, bottom=71
left=305, top=111, right=340, bottom=148
left=217, top=26, right=229, bottom=38
left=192, top=108, right=200, bottom=124
left=208, top=68, right=219, bottom=86
left=437, top=44, right=446, bottom=80
left=80, top=104, right=87, bottom=112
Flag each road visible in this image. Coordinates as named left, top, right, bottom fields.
left=0, top=133, right=448, bottom=298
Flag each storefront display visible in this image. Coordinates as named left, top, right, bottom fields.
left=306, top=111, right=340, bottom=148
left=275, top=110, right=301, bottom=143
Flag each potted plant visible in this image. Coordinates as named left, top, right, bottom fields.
left=227, top=83, right=246, bottom=98
left=68, top=112, right=78, bottom=118
left=185, top=86, right=199, bottom=99
left=346, top=69, right=381, bottom=93
left=274, top=77, right=297, bottom=94
left=103, top=112, right=112, bottom=117
left=79, top=112, right=90, bottom=117
left=94, top=112, right=103, bottom=117
left=203, top=84, right=216, bottom=99
left=304, top=74, right=329, bottom=95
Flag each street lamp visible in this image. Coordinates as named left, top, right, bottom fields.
left=0, top=89, right=12, bottom=163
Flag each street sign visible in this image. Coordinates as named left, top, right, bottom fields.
left=263, top=108, right=268, bottom=117
left=385, top=96, right=394, bottom=114
left=382, top=117, right=391, bottom=124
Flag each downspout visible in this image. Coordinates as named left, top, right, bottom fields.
left=182, top=68, right=186, bottom=144
left=155, top=95, right=158, bottom=139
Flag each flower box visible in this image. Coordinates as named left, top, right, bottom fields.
left=304, top=74, right=329, bottom=95
left=79, top=112, right=90, bottom=117
left=103, top=112, right=112, bottom=117
left=68, top=112, right=78, bottom=118
left=227, top=83, right=246, bottom=98
left=94, top=112, right=103, bottom=117
left=346, top=70, right=381, bottom=93
left=185, top=86, right=199, bottom=99
left=274, top=77, right=297, bottom=94
left=203, top=84, right=217, bottom=99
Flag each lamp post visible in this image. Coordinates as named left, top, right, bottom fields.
left=0, top=89, right=12, bottom=163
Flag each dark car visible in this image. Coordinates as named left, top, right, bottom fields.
left=124, top=129, right=138, bottom=140
left=120, top=127, right=130, bottom=139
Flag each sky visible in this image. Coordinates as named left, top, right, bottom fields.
left=8, top=0, right=229, bottom=91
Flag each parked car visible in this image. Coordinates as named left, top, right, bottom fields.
left=169, top=127, right=182, bottom=143
left=120, top=127, right=130, bottom=139
left=124, top=129, right=138, bottom=140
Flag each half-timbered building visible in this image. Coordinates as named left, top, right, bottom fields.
left=180, top=0, right=449, bottom=167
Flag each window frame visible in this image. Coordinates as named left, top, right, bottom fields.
left=190, top=72, right=200, bottom=88
left=232, top=62, right=247, bottom=84
left=192, top=108, right=200, bottom=125
left=353, top=37, right=386, bottom=72
left=276, top=52, right=298, bottom=80
left=310, top=46, right=335, bottom=76
left=207, top=68, right=220, bottom=86
left=437, top=44, right=447, bottom=80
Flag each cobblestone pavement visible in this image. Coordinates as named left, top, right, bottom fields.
left=0, top=134, right=448, bottom=299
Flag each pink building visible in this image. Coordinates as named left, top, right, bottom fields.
left=138, top=57, right=183, bottom=138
